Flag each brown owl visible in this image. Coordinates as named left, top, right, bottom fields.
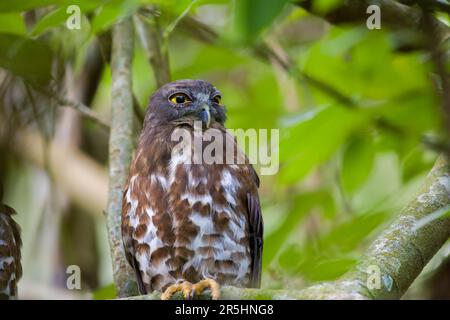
left=121, top=79, right=263, bottom=299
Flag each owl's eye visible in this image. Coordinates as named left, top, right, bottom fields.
left=212, top=95, right=222, bottom=104
left=169, top=93, right=191, bottom=104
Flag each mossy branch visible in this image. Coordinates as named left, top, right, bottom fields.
left=125, top=155, right=450, bottom=300
left=106, top=16, right=139, bottom=298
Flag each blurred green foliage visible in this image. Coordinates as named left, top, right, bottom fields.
left=235, top=0, right=290, bottom=43
left=0, top=0, right=446, bottom=296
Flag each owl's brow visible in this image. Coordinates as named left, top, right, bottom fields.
left=144, top=123, right=170, bottom=130
left=165, top=88, right=192, bottom=98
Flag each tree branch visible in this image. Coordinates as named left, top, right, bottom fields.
left=106, top=16, right=139, bottom=298
left=97, top=30, right=145, bottom=124
left=297, top=0, right=450, bottom=43
left=126, top=155, right=450, bottom=299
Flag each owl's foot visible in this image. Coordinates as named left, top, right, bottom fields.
left=161, top=279, right=221, bottom=300
left=192, top=278, right=221, bottom=300
left=161, top=281, right=194, bottom=300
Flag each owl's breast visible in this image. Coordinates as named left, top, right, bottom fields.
left=123, top=146, right=252, bottom=292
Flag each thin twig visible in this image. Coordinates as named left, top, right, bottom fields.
left=38, top=87, right=110, bottom=130
left=164, top=0, right=198, bottom=39
left=97, top=29, right=146, bottom=124
left=106, top=16, right=139, bottom=298
left=135, top=12, right=171, bottom=87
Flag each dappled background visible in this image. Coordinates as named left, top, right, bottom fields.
left=0, top=0, right=449, bottom=299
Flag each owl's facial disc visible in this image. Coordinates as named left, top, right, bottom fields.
left=145, top=80, right=226, bottom=129
left=168, top=89, right=222, bottom=128
left=167, top=91, right=210, bottom=127
left=190, top=91, right=222, bottom=128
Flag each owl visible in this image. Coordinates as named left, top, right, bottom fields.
left=121, top=79, right=263, bottom=299
left=0, top=202, right=22, bottom=300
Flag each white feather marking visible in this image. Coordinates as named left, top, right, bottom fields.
left=221, top=169, right=240, bottom=206
left=196, top=92, right=210, bottom=102
left=168, top=151, right=190, bottom=185
left=181, top=193, right=213, bottom=206
left=126, top=175, right=139, bottom=229
left=188, top=171, right=207, bottom=188
left=150, top=174, right=168, bottom=191
left=0, top=256, right=14, bottom=270
left=191, top=213, right=216, bottom=235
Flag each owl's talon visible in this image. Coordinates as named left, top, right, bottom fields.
left=192, top=278, right=221, bottom=300
left=182, top=281, right=194, bottom=300
left=186, top=289, right=194, bottom=300
left=161, top=281, right=193, bottom=300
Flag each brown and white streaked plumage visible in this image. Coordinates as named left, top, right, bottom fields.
left=121, top=79, right=263, bottom=299
left=0, top=203, right=22, bottom=300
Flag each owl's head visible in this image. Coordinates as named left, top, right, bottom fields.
left=144, top=79, right=226, bottom=129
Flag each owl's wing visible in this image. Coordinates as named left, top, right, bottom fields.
left=0, top=204, right=22, bottom=299
left=246, top=167, right=263, bottom=288
left=226, top=128, right=264, bottom=288
left=121, top=183, right=147, bottom=295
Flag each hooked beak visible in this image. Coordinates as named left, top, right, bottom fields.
left=199, top=104, right=211, bottom=128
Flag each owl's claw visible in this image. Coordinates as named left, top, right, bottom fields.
left=192, top=278, right=221, bottom=300
left=161, top=279, right=220, bottom=300
left=161, top=281, right=193, bottom=300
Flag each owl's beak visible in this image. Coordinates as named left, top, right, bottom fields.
left=199, top=104, right=211, bottom=128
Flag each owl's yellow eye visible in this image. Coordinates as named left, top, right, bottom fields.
left=213, top=95, right=222, bottom=104
left=169, top=93, right=191, bottom=104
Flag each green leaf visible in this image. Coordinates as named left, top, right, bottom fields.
left=31, top=2, right=100, bottom=36
left=300, top=256, right=358, bottom=281
left=341, top=133, right=375, bottom=193
left=301, top=28, right=430, bottom=101
left=263, top=190, right=335, bottom=268
left=235, top=0, right=290, bottom=42
left=31, top=7, right=69, bottom=36
left=0, top=0, right=62, bottom=12
left=0, top=33, right=52, bottom=85
left=312, top=0, right=344, bottom=15
left=400, top=147, right=435, bottom=182
left=316, top=211, right=388, bottom=253
left=278, top=244, right=304, bottom=273
left=279, top=105, right=368, bottom=184
left=91, top=0, right=141, bottom=34
left=31, top=8, right=67, bottom=36
left=277, top=211, right=387, bottom=280
left=0, top=13, right=26, bottom=35
left=0, top=0, right=105, bottom=13
left=93, top=283, right=116, bottom=300
left=377, top=92, right=439, bottom=136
